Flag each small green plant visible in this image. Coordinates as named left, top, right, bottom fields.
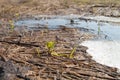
left=46, top=41, right=55, bottom=54
left=69, top=47, right=76, bottom=59
left=11, top=24, right=14, bottom=31
left=50, top=51, right=69, bottom=57
left=9, top=20, right=15, bottom=32
left=98, top=26, right=101, bottom=35
left=46, top=41, right=62, bottom=56
left=15, top=13, right=20, bottom=19
left=46, top=41, right=76, bottom=58
left=15, top=13, right=19, bottom=17
left=36, top=47, right=41, bottom=57
left=51, top=51, right=59, bottom=56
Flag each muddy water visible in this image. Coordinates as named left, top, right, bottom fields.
left=15, top=16, right=120, bottom=69
left=15, top=18, right=69, bottom=29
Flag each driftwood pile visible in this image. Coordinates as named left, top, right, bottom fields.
left=0, top=26, right=120, bottom=80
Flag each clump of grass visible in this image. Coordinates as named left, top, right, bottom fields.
left=46, top=41, right=76, bottom=58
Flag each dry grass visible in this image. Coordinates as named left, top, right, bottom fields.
left=0, top=0, right=120, bottom=7
left=0, top=0, right=120, bottom=18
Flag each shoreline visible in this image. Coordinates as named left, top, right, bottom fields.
left=0, top=25, right=120, bottom=79
left=0, top=0, right=120, bottom=79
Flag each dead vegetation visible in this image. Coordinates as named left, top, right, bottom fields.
left=0, top=0, right=120, bottom=18
left=0, top=25, right=120, bottom=80
left=0, top=0, right=120, bottom=80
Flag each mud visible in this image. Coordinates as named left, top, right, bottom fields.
left=0, top=25, right=120, bottom=80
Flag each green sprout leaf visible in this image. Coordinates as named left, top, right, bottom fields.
left=69, top=47, right=76, bottom=59
left=47, top=41, right=55, bottom=50
left=11, top=24, right=14, bottom=30
left=51, top=51, right=59, bottom=56
left=46, top=41, right=76, bottom=58
left=9, top=20, right=15, bottom=31
left=36, top=47, right=41, bottom=57
left=98, top=26, right=101, bottom=35
left=46, top=41, right=55, bottom=55
left=9, top=20, right=13, bottom=23
left=15, top=13, right=19, bottom=17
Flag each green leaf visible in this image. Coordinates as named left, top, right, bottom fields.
left=36, top=47, right=41, bottom=57
left=98, top=26, right=101, bottom=35
left=51, top=51, right=59, bottom=56
left=15, top=13, right=19, bottom=17
left=47, top=41, right=55, bottom=49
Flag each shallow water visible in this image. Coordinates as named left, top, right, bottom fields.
left=81, top=40, right=120, bottom=69
left=15, top=15, right=120, bottom=69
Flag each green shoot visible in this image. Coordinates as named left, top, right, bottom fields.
left=51, top=51, right=69, bottom=57
left=58, top=53, right=69, bottom=57
left=11, top=24, right=14, bottom=31
left=9, top=20, right=15, bottom=32
left=46, top=41, right=76, bottom=58
left=98, top=26, right=101, bottom=35
left=69, top=47, right=76, bottom=59
left=46, top=41, right=55, bottom=54
left=36, top=47, right=41, bottom=57
left=51, top=51, right=59, bottom=56
left=47, top=41, right=55, bottom=50
left=15, top=13, right=19, bottom=17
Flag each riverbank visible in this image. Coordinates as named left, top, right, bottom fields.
left=0, top=26, right=120, bottom=80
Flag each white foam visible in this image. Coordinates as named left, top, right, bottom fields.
left=81, top=40, right=120, bottom=69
